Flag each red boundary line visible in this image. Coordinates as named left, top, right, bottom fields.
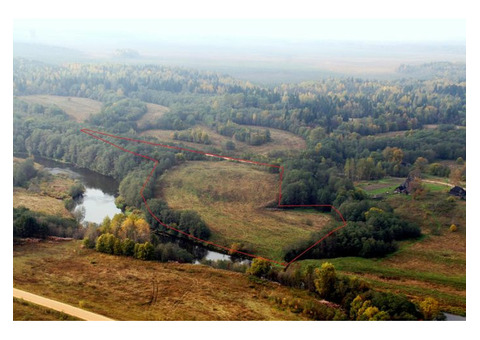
left=80, top=128, right=347, bottom=267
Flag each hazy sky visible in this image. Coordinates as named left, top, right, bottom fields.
left=14, top=19, right=466, bottom=48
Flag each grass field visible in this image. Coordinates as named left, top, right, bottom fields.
left=158, top=161, right=333, bottom=261
left=136, top=103, right=170, bottom=130
left=13, top=188, right=73, bottom=218
left=13, top=297, right=80, bottom=321
left=13, top=240, right=329, bottom=321
left=141, top=124, right=306, bottom=156
left=17, top=95, right=102, bottom=122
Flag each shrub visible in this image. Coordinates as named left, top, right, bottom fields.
left=419, top=297, right=442, bottom=320
left=247, top=258, right=272, bottom=278
left=68, top=182, right=85, bottom=199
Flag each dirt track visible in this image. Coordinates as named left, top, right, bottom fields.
left=13, top=288, right=114, bottom=321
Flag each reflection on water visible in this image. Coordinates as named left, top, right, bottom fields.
left=74, top=188, right=121, bottom=225
left=31, top=156, right=121, bottom=224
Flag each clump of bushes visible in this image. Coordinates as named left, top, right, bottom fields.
left=13, top=206, right=82, bottom=239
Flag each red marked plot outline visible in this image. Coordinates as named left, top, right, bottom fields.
left=81, top=128, right=347, bottom=267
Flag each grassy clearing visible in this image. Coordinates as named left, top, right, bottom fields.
left=299, top=254, right=465, bottom=315
left=13, top=188, right=73, bottom=218
left=13, top=241, right=327, bottom=321
left=136, top=103, right=170, bottom=130
left=17, top=95, right=102, bottom=122
left=141, top=124, right=306, bottom=156
left=13, top=297, right=80, bottom=321
left=355, top=177, right=404, bottom=195
left=158, top=161, right=333, bottom=260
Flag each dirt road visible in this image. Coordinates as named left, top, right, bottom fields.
left=423, top=179, right=455, bottom=188
left=13, top=288, right=114, bottom=321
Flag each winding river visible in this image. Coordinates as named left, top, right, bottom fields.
left=31, top=156, right=246, bottom=264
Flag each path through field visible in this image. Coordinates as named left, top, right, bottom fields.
left=13, top=288, right=114, bottom=321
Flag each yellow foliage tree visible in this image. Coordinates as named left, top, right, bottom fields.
left=419, top=297, right=440, bottom=320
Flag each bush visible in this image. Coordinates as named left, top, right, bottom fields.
left=68, top=182, right=85, bottom=199
left=247, top=258, right=272, bottom=278
left=153, top=243, right=194, bottom=263
left=13, top=158, right=37, bottom=187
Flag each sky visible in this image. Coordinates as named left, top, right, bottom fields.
left=13, top=19, right=466, bottom=48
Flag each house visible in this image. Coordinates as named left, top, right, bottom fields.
left=394, top=170, right=420, bottom=195
left=449, top=186, right=466, bottom=200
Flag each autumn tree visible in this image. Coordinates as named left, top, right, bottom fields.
left=314, top=262, right=337, bottom=299
left=419, top=297, right=441, bottom=320
left=247, top=258, right=272, bottom=278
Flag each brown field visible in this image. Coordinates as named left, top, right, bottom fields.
left=13, top=188, right=73, bottom=218
left=158, top=161, right=333, bottom=260
left=17, top=95, right=102, bottom=122
left=12, top=241, right=328, bottom=321
left=136, top=103, right=170, bottom=130
left=141, top=124, right=306, bottom=156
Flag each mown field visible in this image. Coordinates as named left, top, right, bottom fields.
left=141, top=124, right=306, bottom=156
left=158, top=161, right=333, bottom=261
left=13, top=241, right=327, bottom=321
left=301, top=178, right=466, bottom=315
left=17, top=95, right=103, bottom=122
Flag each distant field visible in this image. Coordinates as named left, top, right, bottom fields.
left=17, top=95, right=102, bottom=122
left=136, top=103, right=170, bottom=130
left=141, top=124, right=306, bottom=156
left=13, top=241, right=320, bottom=320
left=158, top=161, right=333, bottom=260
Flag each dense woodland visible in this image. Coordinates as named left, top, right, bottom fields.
left=13, top=59, right=466, bottom=263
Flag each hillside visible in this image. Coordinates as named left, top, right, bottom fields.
left=158, top=161, right=333, bottom=260
left=141, top=124, right=305, bottom=156
left=13, top=240, right=332, bottom=321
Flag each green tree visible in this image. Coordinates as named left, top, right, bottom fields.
left=122, top=238, right=135, bottom=256
left=314, top=262, right=337, bottom=299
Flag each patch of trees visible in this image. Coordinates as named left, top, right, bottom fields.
left=249, top=260, right=431, bottom=320
left=143, top=198, right=211, bottom=240
left=13, top=158, right=37, bottom=187
left=215, top=121, right=271, bottom=146
left=173, top=128, right=211, bottom=145
left=88, top=99, right=147, bottom=133
left=83, top=212, right=197, bottom=263
left=284, top=205, right=420, bottom=261
left=13, top=207, right=82, bottom=239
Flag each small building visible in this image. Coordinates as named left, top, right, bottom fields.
left=449, top=186, right=466, bottom=200
left=394, top=170, right=420, bottom=195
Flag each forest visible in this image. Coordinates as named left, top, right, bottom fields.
left=13, top=59, right=466, bottom=263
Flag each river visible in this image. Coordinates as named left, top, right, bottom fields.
left=30, top=155, right=247, bottom=264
